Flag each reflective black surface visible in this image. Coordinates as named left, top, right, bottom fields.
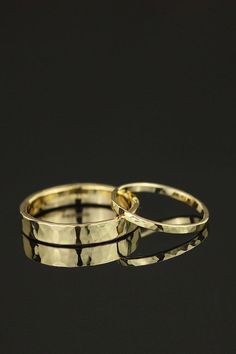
left=1, top=1, right=235, bottom=353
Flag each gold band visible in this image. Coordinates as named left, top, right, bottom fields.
left=112, top=182, right=209, bottom=234
left=118, top=217, right=208, bottom=266
left=20, top=183, right=139, bottom=246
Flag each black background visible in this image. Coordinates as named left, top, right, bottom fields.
left=1, top=1, right=236, bottom=353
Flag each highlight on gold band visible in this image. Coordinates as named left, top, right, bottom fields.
left=22, top=228, right=141, bottom=267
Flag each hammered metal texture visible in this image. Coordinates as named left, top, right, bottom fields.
left=112, top=182, right=209, bottom=234
left=22, top=227, right=141, bottom=267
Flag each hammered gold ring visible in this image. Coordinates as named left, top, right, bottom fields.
left=20, top=183, right=139, bottom=246
left=112, top=182, right=209, bottom=234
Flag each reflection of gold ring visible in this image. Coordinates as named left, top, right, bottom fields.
left=118, top=217, right=209, bottom=267
left=22, top=228, right=141, bottom=267
left=112, top=182, right=209, bottom=234
left=20, top=183, right=139, bottom=246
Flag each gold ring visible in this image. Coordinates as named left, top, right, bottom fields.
left=20, top=183, right=139, bottom=246
left=112, top=182, right=209, bottom=234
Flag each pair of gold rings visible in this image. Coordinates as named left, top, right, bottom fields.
left=20, top=182, right=209, bottom=267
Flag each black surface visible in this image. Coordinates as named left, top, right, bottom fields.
left=1, top=1, right=236, bottom=353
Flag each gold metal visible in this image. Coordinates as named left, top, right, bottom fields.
left=37, top=205, right=116, bottom=224
left=22, top=228, right=141, bottom=267
left=112, top=182, right=209, bottom=234
left=20, top=183, right=139, bottom=246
